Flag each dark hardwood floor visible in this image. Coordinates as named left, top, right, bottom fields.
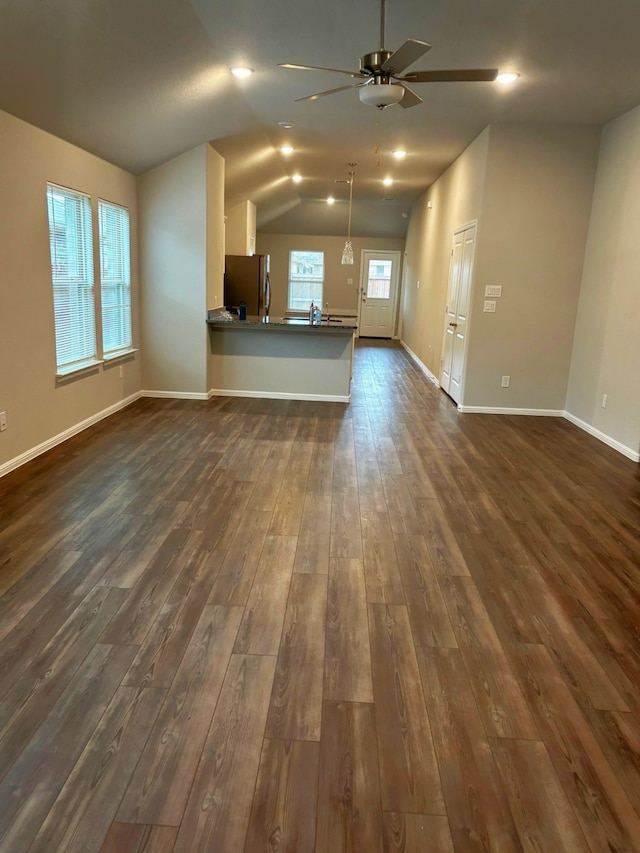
left=0, top=339, right=639, bottom=852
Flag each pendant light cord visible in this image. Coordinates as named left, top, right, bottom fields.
left=346, top=169, right=354, bottom=243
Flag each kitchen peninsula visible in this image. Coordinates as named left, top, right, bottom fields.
left=206, top=313, right=357, bottom=402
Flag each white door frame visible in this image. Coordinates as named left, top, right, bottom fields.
left=357, top=249, right=402, bottom=338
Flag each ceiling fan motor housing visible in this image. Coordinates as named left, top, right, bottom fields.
left=360, top=51, right=394, bottom=75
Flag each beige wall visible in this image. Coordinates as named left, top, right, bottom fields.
left=138, top=143, right=225, bottom=397
left=400, top=124, right=601, bottom=413
left=206, top=146, right=225, bottom=312
left=566, top=106, right=640, bottom=456
left=138, top=144, right=210, bottom=395
left=256, top=233, right=406, bottom=320
left=401, top=128, right=490, bottom=375
left=465, top=125, right=600, bottom=409
left=225, top=199, right=256, bottom=255
left=0, top=109, right=140, bottom=471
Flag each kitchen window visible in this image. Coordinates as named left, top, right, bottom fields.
left=288, top=250, right=324, bottom=311
left=46, top=184, right=98, bottom=374
left=99, top=199, right=132, bottom=356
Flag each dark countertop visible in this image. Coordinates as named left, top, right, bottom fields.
left=206, top=312, right=357, bottom=333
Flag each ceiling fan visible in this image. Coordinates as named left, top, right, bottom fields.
left=278, top=0, right=498, bottom=109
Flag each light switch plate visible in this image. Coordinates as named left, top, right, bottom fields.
left=485, top=285, right=502, bottom=297
left=483, top=300, right=497, bottom=312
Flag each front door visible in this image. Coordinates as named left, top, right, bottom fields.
left=358, top=250, right=401, bottom=338
left=441, top=223, right=476, bottom=403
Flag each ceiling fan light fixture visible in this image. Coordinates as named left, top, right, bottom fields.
left=359, top=82, right=404, bottom=108
left=280, top=145, right=294, bottom=155
left=496, top=71, right=520, bottom=84
left=292, top=174, right=302, bottom=183
left=393, top=149, right=407, bottom=159
left=230, top=66, right=254, bottom=79
left=383, top=177, right=393, bottom=186
left=327, top=196, right=335, bottom=205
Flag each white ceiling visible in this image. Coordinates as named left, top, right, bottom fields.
left=2, top=0, right=640, bottom=238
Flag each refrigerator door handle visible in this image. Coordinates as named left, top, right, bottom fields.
left=265, top=272, right=271, bottom=314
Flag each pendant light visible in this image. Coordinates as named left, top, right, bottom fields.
left=341, top=163, right=356, bottom=265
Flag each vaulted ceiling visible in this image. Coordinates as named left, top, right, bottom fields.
left=2, top=0, right=640, bottom=237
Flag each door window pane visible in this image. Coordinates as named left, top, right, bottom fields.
left=366, top=259, right=392, bottom=299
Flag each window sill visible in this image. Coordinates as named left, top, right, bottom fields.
left=103, top=348, right=138, bottom=362
left=56, top=359, right=103, bottom=379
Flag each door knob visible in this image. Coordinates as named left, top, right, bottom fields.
left=449, top=322, right=458, bottom=327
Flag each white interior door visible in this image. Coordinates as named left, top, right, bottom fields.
left=440, top=223, right=476, bottom=404
left=358, top=251, right=401, bottom=338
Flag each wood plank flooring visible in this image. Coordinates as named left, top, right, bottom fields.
left=0, top=339, right=639, bottom=852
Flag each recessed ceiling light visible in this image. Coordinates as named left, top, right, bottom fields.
left=230, top=66, right=254, bottom=79
left=280, top=145, right=294, bottom=155
left=326, top=196, right=335, bottom=205
left=392, top=150, right=407, bottom=159
left=278, top=121, right=295, bottom=128
left=292, top=174, right=302, bottom=183
left=383, top=177, right=394, bottom=186
left=496, top=72, right=520, bottom=84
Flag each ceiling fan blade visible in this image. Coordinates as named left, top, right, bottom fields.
left=279, top=63, right=365, bottom=78
left=398, top=84, right=423, bottom=109
left=381, top=39, right=431, bottom=75
left=294, top=83, right=361, bottom=102
left=401, top=68, right=499, bottom=83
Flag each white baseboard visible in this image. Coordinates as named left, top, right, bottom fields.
left=140, top=390, right=210, bottom=400
left=458, top=405, right=565, bottom=416
left=563, top=411, right=639, bottom=462
left=0, top=392, right=142, bottom=479
left=3, top=386, right=634, bottom=482
left=399, top=340, right=440, bottom=387
left=209, top=388, right=350, bottom=403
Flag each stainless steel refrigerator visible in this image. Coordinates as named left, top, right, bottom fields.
left=223, top=254, right=270, bottom=316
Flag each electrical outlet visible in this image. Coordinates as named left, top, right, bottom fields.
left=602, top=393, right=607, bottom=408
left=485, top=285, right=502, bottom=297
left=0, top=412, right=6, bottom=431
left=347, top=278, right=353, bottom=285
left=484, top=300, right=496, bottom=312
left=501, top=376, right=510, bottom=388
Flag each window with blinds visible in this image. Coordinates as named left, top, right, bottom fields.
left=46, top=184, right=97, bottom=372
left=288, top=250, right=324, bottom=311
left=99, top=200, right=131, bottom=355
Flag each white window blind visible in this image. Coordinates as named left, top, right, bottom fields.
left=99, top=200, right=131, bottom=355
left=46, top=184, right=97, bottom=372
